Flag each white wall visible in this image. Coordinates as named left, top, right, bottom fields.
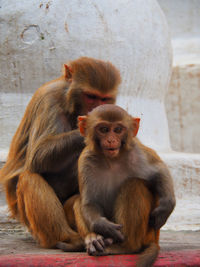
left=0, top=0, right=172, bottom=157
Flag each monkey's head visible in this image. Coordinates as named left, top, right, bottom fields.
left=64, top=57, right=121, bottom=115
left=78, top=104, right=140, bottom=159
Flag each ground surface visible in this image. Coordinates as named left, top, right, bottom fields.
left=0, top=223, right=200, bottom=255
left=0, top=222, right=200, bottom=266
left=0, top=163, right=200, bottom=266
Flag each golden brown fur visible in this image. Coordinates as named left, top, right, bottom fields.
left=69, top=179, right=160, bottom=267
left=0, top=57, right=121, bottom=248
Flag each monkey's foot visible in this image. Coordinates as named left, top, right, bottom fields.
left=85, top=233, right=113, bottom=256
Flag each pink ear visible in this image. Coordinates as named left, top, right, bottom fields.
left=133, top=117, right=140, bottom=137
left=78, top=116, right=87, bottom=136
left=64, top=64, right=73, bottom=80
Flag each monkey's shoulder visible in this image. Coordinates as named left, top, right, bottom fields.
left=126, top=142, right=162, bottom=180
left=27, top=77, right=69, bottom=113
left=38, top=76, right=68, bottom=95
left=133, top=139, right=162, bottom=164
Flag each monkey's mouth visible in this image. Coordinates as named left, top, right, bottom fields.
left=107, top=148, right=118, bottom=151
left=104, top=147, right=120, bottom=157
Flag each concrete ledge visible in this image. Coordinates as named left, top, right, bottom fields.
left=160, top=151, right=200, bottom=231
left=1, top=151, right=200, bottom=230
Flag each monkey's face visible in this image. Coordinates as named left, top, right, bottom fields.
left=82, top=90, right=115, bottom=114
left=95, top=122, right=127, bottom=158
left=78, top=105, right=140, bottom=157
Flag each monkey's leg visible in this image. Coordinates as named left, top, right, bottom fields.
left=72, top=197, right=112, bottom=255
left=17, top=170, right=80, bottom=248
left=56, top=194, right=84, bottom=252
left=73, top=197, right=89, bottom=238
left=105, top=179, right=159, bottom=255
left=63, top=194, right=80, bottom=231
left=103, top=179, right=160, bottom=267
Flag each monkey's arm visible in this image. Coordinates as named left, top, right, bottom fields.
left=25, top=104, right=85, bottom=173
left=81, top=197, right=124, bottom=243
left=137, top=141, right=176, bottom=229
left=148, top=165, right=176, bottom=230
left=28, top=130, right=84, bottom=173
left=78, top=156, right=124, bottom=243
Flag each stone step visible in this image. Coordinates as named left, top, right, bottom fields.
left=159, top=151, right=200, bottom=231
left=1, top=151, right=200, bottom=231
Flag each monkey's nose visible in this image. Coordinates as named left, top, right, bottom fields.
left=107, top=138, right=115, bottom=145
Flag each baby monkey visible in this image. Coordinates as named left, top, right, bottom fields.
left=64, top=104, right=175, bottom=266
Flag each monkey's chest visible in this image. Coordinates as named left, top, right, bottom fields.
left=94, top=167, right=128, bottom=219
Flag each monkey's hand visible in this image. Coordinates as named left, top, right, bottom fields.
left=85, top=233, right=113, bottom=256
left=149, top=207, right=168, bottom=229
left=71, top=129, right=85, bottom=151
left=92, top=217, right=124, bottom=243
left=149, top=198, right=175, bottom=230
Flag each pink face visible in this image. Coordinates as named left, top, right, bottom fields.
left=95, top=122, right=127, bottom=158
left=83, top=92, right=114, bottom=113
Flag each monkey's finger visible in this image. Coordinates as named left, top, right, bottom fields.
left=87, top=243, right=97, bottom=255
left=155, top=217, right=167, bottom=230
left=115, top=224, right=123, bottom=230
left=150, top=209, right=167, bottom=229
left=93, top=240, right=104, bottom=252
left=110, top=222, right=123, bottom=230
left=115, top=230, right=124, bottom=242
left=96, top=235, right=105, bottom=248
left=104, top=238, right=113, bottom=246
left=110, top=229, right=124, bottom=242
left=85, top=233, right=98, bottom=244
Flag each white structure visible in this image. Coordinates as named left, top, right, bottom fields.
left=158, top=0, right=200, bottom=153
left=0, top=0, right=199, bottom=230
left=0, top=0, right=172, bottom=154
left=157, top=0, right=200, bottom=230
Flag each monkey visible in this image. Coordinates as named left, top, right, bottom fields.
left=62, top=104, right=175, bottom=266
left=0, top=57, right=121, bottom=249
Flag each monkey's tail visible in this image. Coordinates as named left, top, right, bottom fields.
left=136, top=242, right=159, bottom=267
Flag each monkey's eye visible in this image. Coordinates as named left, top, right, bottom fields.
left=101, top=97, right=111, bottom=102
left=85, top=93, right=97, bottom=100
left=114, top=126, right=123, bottom=134
left=99, top=126, right=109, bottom=134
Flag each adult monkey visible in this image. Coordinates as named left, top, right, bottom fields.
left=0, top=57, right=121, bottom=249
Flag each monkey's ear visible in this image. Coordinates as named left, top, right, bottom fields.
left=133, top=117, right=140, bottom=137
left=78, top=116, right=87, bottom=136
left=63, top=64, right=73, bottom=81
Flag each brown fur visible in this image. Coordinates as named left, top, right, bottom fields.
left=68, top=57, right=121, bottom=94
left=66, top=58, right=120, bottom=116
left=64, top=104, right=175, bottom=266
left=0, top=57, right=121, bottom=248
left=71, top=179, right=160, bottom=267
